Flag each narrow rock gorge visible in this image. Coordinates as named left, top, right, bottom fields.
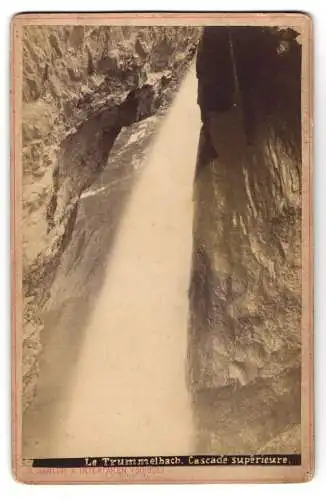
left=21, top=24, right=303, bottom=458
left=189, top=26, right=302, bottom=453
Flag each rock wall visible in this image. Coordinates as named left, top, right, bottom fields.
left=189, top=26, right=302, bottom=453
left=22, top=25, right=200, bottom=411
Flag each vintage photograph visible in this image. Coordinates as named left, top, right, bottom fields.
left=11, top=13, right=313, bottom=483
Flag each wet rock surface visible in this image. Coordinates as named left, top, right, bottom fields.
left=189, top=26, right=302, bottom=453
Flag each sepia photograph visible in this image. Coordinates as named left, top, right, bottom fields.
left=11, top=12, right=313, bottom=483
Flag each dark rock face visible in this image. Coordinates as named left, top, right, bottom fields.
left=22, top=25, right=200, bottom=411
left=189, top=26, right=302, bottom=453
